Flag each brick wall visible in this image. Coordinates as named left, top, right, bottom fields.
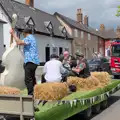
left=98, top=37, right=105, bottom=56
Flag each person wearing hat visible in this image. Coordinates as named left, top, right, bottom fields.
left=42, top=54, right=66, bottom=83
left=10, top=28, right=40, bottom=95
left=71, top=52, right=90, bottom=78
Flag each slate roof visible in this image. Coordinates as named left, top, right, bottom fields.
left=100, top=29, right=117, bottom=39
left=54, top=12, right=118, bottom=40
left=0, top=19, right=6, bottom=23
left=54, top=12, right=101, bottom=37
left=0, top=0, right=72, bottom=39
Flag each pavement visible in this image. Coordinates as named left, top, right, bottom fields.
left=91, top=89, right=120, bottom=120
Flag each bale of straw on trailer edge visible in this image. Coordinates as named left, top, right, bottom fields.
left=0, top=86, right=20, bottom=95
left=34, top=82, right=68, bottom=100
left=67, top=72, right=111, bottom=91
left=91, top=72, right=111, bottom=86
left=67, top=75, right=101, bottom=91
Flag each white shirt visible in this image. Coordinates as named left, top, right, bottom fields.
left=43, top=59, right=65, bottom=82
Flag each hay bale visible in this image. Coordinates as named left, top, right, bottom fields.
left=0, top=86, right=20, bottom=95
left=67, top=76, right=101, bottom=91
left=91, top=72, right=111, bottom=86
left=34, top=82, right=68, bottom=100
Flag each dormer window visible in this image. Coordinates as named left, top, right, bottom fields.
left=44, top=21, right=54, bottom=35
left=59, top=26, right=67, bottom=38
left=25, top=16, right=35, bottom=27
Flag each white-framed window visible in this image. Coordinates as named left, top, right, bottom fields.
left=74, top=29, right=78, bottom=37
left=76, top=46, right=82, bottom=53
left=52, top=47, right=58, bottom=55
left=88, top=33, right=91, bottom=40
left=81, top=31, right=84, bottom=39
left=65, top=48, right=69, bottom=52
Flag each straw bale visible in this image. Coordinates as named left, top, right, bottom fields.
left=91, top=72, right=111, bottom=86
left=34, top=82, right=68, bottom=100
left=67, top=76, right=101, bottom=91
left=0, top=86, right=20, bottom=95
left=67, top=72, right=111, bottom=91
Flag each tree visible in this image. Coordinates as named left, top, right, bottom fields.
left=116, top=6, right=120, bottom=16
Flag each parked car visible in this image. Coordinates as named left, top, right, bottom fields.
left=88, top=58, right=111, bottom=74
left=88, top=59, right=101, bottom=72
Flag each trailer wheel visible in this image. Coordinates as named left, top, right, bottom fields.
left=101, top=100, right=108, bottom=109
left=114, top=75, right=119, bottom=79
left=82, top=107, right=92, bottom=120
left=92, top=104, right=100, bottom=114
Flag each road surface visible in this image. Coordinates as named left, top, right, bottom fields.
left=91, top=89, right=120, bottom=120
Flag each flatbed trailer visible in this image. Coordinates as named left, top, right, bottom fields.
left=35, top=80, right=120, bottom=120
left=0, top=95, right=34, bottom=120
left=0, top=80, right=120, bottom=120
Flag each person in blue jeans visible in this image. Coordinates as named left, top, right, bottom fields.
left=10, top=28, right=40, bottom=95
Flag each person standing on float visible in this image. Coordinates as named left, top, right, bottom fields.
left=10, top=28, right=40, bottom=95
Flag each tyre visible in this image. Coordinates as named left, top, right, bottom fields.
left=114, top=75, right=119, bottom=79
left=82, top=107, right=92, bottom=120
left=101, top=100, right=108, bottom=109
left=92, top=104, right=100, bottom=114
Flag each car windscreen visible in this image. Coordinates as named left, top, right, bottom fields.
left=112, top=45, right=120, bottom=57
left=89, top=60, right=101, bottom=64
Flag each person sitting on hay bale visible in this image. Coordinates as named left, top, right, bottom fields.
left=59, top=51, right=76, bottom=81
left=70, top=52, right=91, bottom=78
left=41, top=54, right=67, bottom=83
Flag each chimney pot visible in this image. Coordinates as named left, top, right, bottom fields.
left=116, top=26, right=120, bottom=38
left=84, top=15, right=89, bottom=27
left=25, top=0, right=34, bottom=7
left=100, top=24, right=105, bottom=31
left=77, top=8, right=83, bottom=23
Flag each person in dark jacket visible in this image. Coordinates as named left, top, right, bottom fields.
left=72, top=52, right=91, bottom=78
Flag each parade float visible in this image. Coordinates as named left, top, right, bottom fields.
left=33, top=72, right=120, bottom=120
left=0, top=14, right=120, bottom=120
left=0, top=72, right=120, bottom=120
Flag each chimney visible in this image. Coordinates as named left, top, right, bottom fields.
left=25, top=0, right=34, bottom=7
left=100, top=24, right=105, bottom=31
left=116, top=26, right=120, bottom=38
left=84, top=15, right=89, bottom=27
left=77, top=9, right=83, bottom=23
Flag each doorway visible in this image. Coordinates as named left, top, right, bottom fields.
left=45, top=47, right=50, bottom=62
left=59, top=47, right=63, bottom=55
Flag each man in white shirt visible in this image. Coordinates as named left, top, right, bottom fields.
left=42, top=54, right=66, bottom=83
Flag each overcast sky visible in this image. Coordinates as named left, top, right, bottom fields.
left=16, top=0, right=120, bottom=29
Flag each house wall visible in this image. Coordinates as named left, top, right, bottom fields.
left=72, top=30, right=99, bottom=59
left=0, top=23, right=5, bottom=59
left=0, top=8, right=11, bottom=48
left=105, top=40, right=111, bottom=57
left=98, top=37, right=105, bottom=56
left=56, top=17, right=100, bottom=59
left=87, top=35, right=99, bottom=59
left=35, top=34, right=72, bottom=63
left=73, top=30, right=84, bottom=55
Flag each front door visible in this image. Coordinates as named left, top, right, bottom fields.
left=59, top=47, right=63, bottom=55
left=45, top=47, right=50, bottom=62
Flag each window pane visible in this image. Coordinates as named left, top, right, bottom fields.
left=74, top=29, right=78, bottom=37
left=65, top=48, right=69, bottom=52
left=81, top=31, right=84, bottom=39
left=52, top=47, right=58, bottom=55
left=88, top=34, right=91, bottom=40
